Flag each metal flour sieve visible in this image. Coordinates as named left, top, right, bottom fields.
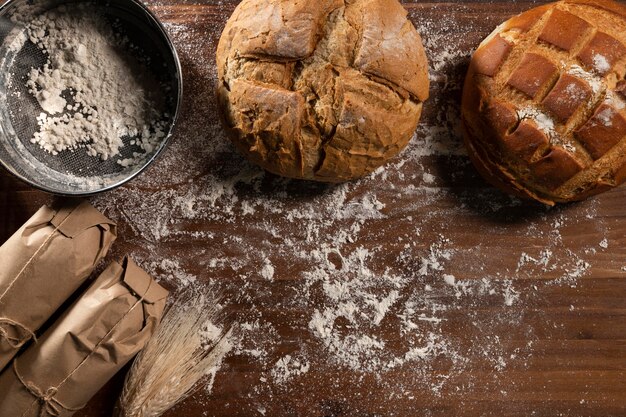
left=0, top=0, right=182, bottom=196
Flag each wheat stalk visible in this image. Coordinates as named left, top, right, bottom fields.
left=115, top=295, right=233, bottom=417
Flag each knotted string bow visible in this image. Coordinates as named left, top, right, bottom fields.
left=13, top=361, right=83, bottom=417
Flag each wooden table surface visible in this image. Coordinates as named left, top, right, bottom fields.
left=1, top=1, right=626, bottom=416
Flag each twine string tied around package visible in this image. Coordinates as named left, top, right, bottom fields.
left=13, top=274, right=151, bottom=417
left=0, top=317, right=37, bottom=348
left=13, top=361, right=84, bottom=417
left=0, top=219, right=66, bottom=304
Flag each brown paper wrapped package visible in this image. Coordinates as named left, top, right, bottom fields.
left=0, top=201, right=117, bottom=371
left=0, top=258, right=168, bottom=417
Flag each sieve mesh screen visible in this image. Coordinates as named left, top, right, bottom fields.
left=0, top=0, right=180, bottom=195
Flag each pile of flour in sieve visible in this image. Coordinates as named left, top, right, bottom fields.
left=19, top=5, right=167, bottom=165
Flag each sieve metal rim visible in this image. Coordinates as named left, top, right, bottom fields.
left=0, top=0, right=184, bottom=197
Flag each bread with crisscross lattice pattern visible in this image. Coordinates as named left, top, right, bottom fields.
left=462, top=0, right=626, bottom=204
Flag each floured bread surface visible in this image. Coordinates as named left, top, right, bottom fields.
left=217, top=0, right=429, bottom=182
left=462, top=0, right=626, bottom=204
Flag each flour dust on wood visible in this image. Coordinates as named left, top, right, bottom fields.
left=89, top=2, right=625, bottom=415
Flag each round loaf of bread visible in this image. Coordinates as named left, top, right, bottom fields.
left=216, top=0, right=429, bottom=182
left=462, top=0, right=626, bottom=205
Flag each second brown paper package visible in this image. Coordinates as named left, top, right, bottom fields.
left=0, top=257, right=168, bottom=416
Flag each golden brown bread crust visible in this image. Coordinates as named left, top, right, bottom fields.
left=462, top=0, right=626, bottom=204
left=217, top=0, right=429, bottom=182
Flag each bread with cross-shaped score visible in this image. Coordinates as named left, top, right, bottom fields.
left=217, top=0, right=429, bottom=182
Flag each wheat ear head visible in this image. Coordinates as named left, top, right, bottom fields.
left=115, top=295, right=233, bottom=417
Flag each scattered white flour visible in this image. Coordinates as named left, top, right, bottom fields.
left=199, top=321, right=224, bottom=346
left=517, top=107, right=556, bottom=136
left=419, top=239, right=454, bottom=277
left=596, top=106, right=615, bottom=127
left=599, top=238, right=609, bottom=249
left=260, top=259, right=275, bottom=280
left=606, top=91, right=626, bottom=110
left=564, top=82, right=587, bottom=101
left=423, top=172, right=436, bottom=184
left=592, top=54, right=610, bottom=74
left=568, top=65, right=604, bottom=94
left=201, top=326, right=234, bottom=396
left=517, top=249, right=553, bottom=272
left=14, top=5, right=168, bottom=165
left=443, top=274, right=456, bottom=286
left=82, top=6, right=622, bottom=415
left=271, top=355, right=310, bottom=384
left=144, top=258, right=197, bottom=287
left=564, top=259, right=592, bottom=281
left=516, top=106, right=580, bottom=152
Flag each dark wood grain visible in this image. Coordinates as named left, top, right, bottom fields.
left=1, top=1, right=626, bottom=416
